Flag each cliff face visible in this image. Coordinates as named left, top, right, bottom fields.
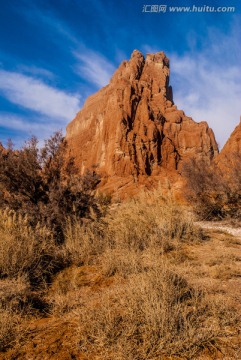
left=216, top=118, right=241, bottom=176
left=218, top=118, right=241, bottom=160
left=66, top=50, right=218, bottom=194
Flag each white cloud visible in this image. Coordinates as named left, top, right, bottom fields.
left=171, top=54, right=241, bottom=149
left=0, top=113, right=56, bottom=132
left=169, top=27, right=241, bottom=149
left=0, top=114, right=35, bottom=132
left=17, top=65, right=55, bottom=80
left=74, top=50, right=116, bottom=88
left=0, top=70, right=81, bottom=121
left=0, top=113, right=66, bottom=148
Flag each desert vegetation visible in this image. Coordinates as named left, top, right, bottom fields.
left=183, top=154, right=241, bottom=220
left=0, top=133, right=240, bottom=359
left=0, top=132, right=101, bottom=242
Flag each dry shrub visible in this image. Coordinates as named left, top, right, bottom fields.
left=100, top=190, right=201, bottom=277
left=106, top=190, right=197, bottom=249
left=0, top=132, right=101, bottom=243
left=0, top=208, right=65, bottom=286
left=46, top=266, right=87, bottom=315
left=0, top=276, right=29, bottom=309
left=0, top=306, right=23, bottom=352
left=0, top=277, right=30, bottom=352
left=62, top=189, right=200, bottom=268
left=77, top=262, right=238, bottom=359
left=183, top=155, right=241, bottom=219
left=63, top=218, right=105, bottom=265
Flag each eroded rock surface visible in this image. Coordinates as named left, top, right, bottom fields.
left=66, top=50, right=218, bottom=195
left=218, top=118, right=241, bottom=164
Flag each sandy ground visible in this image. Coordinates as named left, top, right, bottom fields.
left=197, top=221, right=241, bottom=238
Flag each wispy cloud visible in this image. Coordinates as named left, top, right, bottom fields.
left=17, top=65, right=55, bottom=80
left=140, top=23, right=241, bottom=149
left=20, top=2, right=120, bottom=89
left=74, top=50, right=115, bottom=87
left=0, top=112, right=67, bottom=148
left=0, top=113, right=59, bottom=132
left=169, top=25, right=241, bottom=149
left=20, top=3, right=79, bottom=46
left=171, top=56, right=241, bottom=148
left=0, top=4, right=118, bottom=146
left=0, top=70, right=81, bottom=121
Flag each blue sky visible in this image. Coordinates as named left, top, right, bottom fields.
left=0, top=0, right=240, bottom=149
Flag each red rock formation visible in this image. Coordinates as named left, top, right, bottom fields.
left=216, top=117, right=241, bottom=175
left=218, top=118, right=241, bottom=159
left=66, top=50, right=218, bottom=196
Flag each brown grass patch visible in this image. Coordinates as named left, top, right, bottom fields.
left=0, top=189, right=240, bottom=359
left=76, top=262, right=239, bottom=359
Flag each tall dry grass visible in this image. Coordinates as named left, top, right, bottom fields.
left=105, top=190, right=196, bottom=248
left=63, top=189, right=202, bottom=275
left=47, top=190, right=239, bottom=358
left=0, top=189, right=239, bottom=358
left=63, top=217, right=105, bottom=265
left=0, top=208, right=67, bottom=286
left=77, top=262, right=237, bottom=359
left=0, top=209, right=57, bottom=351
left=0, top=276, right=29, bottom=352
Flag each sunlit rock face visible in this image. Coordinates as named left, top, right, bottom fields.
left=217, top=118, right=241, bottom=170
left=66, top=50, right=218, bottom=195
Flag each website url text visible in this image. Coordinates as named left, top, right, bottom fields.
left=142, top=5, right=236, bottom=13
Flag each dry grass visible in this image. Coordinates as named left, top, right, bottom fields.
left=105, top=190, right=199, bottom=248
left=0, top=306, right=22, bottom=352
left=0, top=208, right=68, bottom=286
left=76, top=263, right=238, bottom=359
left=0, top=209, right=52, bottom=280
left=63, top=218, right=105, bottom=265
left=63, top=190, right=202, bottom=271
left=210, top=263, right=241, bottom=280
left=0, top=189, right=240, bottom=359
left=0, top=276, right=30, bottom=352
left=48, top=190, right=239, bottom=358
left=0, top=276, right=29, bottom=309
left=223, top=236, right=241, bottom=247
left=0, top=209, right=66, bottom=352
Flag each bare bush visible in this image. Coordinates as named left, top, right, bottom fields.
left=0, top=132, right=101, bottom=242
left=182, top=155, right=241, bottom=219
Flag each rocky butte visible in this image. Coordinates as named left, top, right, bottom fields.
left=66, top=50, right=218, bottom=197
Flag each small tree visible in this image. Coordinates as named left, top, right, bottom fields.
left=0, top=131, right=101, bottom=242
